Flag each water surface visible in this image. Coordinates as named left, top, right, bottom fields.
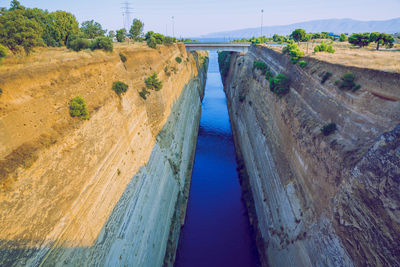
left=175, top=52, right=259, bottom=267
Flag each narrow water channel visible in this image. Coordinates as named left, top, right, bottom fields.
left=175, top=52, right=259, bottom=267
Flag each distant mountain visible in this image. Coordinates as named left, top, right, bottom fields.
left=202, top=18, right=400, bottom=38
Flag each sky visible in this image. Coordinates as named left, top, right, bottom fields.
left=1, top=0, right=400, bottom=37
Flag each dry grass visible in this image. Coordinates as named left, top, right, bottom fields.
left=264, top=41, right=400, bottom=73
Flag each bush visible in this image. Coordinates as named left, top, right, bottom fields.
left=314, top=41, right=335, bottom=53
left=90, top=36, right=113, bottom=52
left=283, top=42, right=304, bottom=63
left=175, top=56, right=182, bottom=63
left=321, top=123, right=337, bottom=136
left=139, top=88, right=150, bottom=100
left=269, top=73, right=290, bottom=97
left=68, top=37, right=91, bottom=52
left=265, top=69, right=274, bottom=80
left=339, top=33, right=347, bottom=42
left=116, top=29, right=126, bottom=42
left=146, top=36, right=157, bottom=49
left=0, top=44, right=7, bottom=62
left=299, top=60, right=308, bottom=68
left=348, top=33, right=371, bottom=47
left=112, top=81, right=129, bottom=95
left=253, top=61, right=268, bottom=72
left=69, top=96, right=89, bottom=120
left=321, top=72, right=332, bottom=84
left=145, top=73, right=163, bottom=91
left=119, top=52, right=127, bottom=62
left=335, top=72, right=361, bottom=91
left=164, top=36, right=175, bottom=46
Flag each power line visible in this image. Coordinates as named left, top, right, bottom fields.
left=121, top=1, right=134, bottom=31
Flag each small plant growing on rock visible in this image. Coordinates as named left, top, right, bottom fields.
left=282, top=42, right=304, bottom=64
left=299, top=60, right=308, bottom=68
left=335, top=72, right=361, bottom=92
left=112, top=81, right=129, bottom=95
left=253, top=61, right=268, bottom=72
left=321, top=123, right=337, bottom=136
left=269, top=73, right=290, bottom=97
left=145, top=73, right=163, bottom=91
left=69, top=96, right=89, bottom=120
left=119, top=52, right=127, bottom=62
left=175, top=56, right=182, bottom=63
left=139, top=88, right=150, bottom=100
left=321, top=72, right=332, bottom=84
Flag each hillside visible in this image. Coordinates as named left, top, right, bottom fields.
left=202, top=18, right=400, bottom=38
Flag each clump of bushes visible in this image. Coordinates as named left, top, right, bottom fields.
left=321, top=123, right=337, bottom=136
left=282, top=42, right=304, bottom=64
left=112, top=81, right=129, bottom=95
left=321, top=72, right=332, bottom=84
left=314, top=41, right=335, bottom=53
left=67, top=37, right=91, bottom=52
left=119, top=52, right=127, bottom=62
left=299, top=60, right=308, bottom=68
left=145, top=73, right=163, bottom=91
left=175, top=56, right=182, bottom=63
left=145, top=31, right=176, bottom=49
left=139, top=88, right=150, bottom=100
left=269, top=73, right=290, bottom=97
left=253, top=61, right=268, bottom=72
left=0, top=44, right=7, bottom=62
left=90, top=36, right=113, bottom=52
left=335, top=72, right=361, bottom=92
left=69, top=96, right=89, bottom=120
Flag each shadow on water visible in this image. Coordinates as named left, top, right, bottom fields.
left=175, top=52, right=260, bottom=267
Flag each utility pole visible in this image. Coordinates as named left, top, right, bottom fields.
left=261, top=9, right=264, bottom=37
left=121, top=1, right=134, bottom=32
left=172, top=16, right=175, bottom=38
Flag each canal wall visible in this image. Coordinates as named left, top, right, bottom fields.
left=0, top=44, right=208, bottom=266
left=219, top=45, right=400, bottom=266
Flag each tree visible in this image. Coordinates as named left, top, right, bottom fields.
left=81, top=20, right=105, bottom=39
left=0, top=8, right=43, bottom=54
left=108, top=30, right=115, bottom=39
left=291, top=29, right=306, bottom=43
left=46, top=11, right=80, bottom=45
left=9, top=0, right=24, bottom=11
left=339, top=33, right=347, bottom=42
left=129, top=19, right=144, bottom=41
left=0, top=44, right=7, bottom=62
left=348, top=33, right=371, bottom=47
left=369, top=32, right=394, bottom=50
left=116, top=28, right=126, bottom=42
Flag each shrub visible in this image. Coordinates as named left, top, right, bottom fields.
left=348, top=33, right=371, bottom=47
left=283, top=42, right=304, bottom=63
left=90, top=36, right=113, bottom=52
left=339, top=33, right=347, bottom=42
left=321, top=123, right=337, bottom=136
left=116, top=29, right=126, bottom=42
left=175, top=56, right=182, bottom=63
left=321, top=72, right=332, bottom=84
left=164, top=36, right=175, bottom=46
left=299, top=60, right=308, bottom=68
left=146, top=36, right=157, bottom=49
left=112, top=81, right=129, bottom=95
left=269, top=73, right=290, bottom=97
left=314, top=41, right=335, bottom=53
left=253, top=61, right=268, bottom=72
left=68, top=37, right=91, bottom=52
left=139, top=88, right=150, bottom=99
left=145, top=73, right=163, bottom=91
left=335, top=72, right=361, bottom=91
left=69, top=96, right=89, bottom=120
left=119, top=52, right=127, bottom=62
left=265, top=69, right=274, bottom=80
left=0, top=44, right=7, bottom=62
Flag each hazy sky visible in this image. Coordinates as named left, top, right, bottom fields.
left=2, top=0, right=400, bottom=37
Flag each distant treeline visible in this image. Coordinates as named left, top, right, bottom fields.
left=232, top=29, right=396, bottom=50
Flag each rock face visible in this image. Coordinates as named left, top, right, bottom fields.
left=0, top=44, right=208, bottom=266
left=219, top=45, right=400, bottom=266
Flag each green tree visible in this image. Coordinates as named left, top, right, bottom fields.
left=108, top=30, right=115, bottom=39
left=46, top=11, right=80, bottom=45
left=339, top=33, right=347, bottom=42
left=348, top=33, right=371, bottom=47
left=80, top=20, right=105, bottom=39
left=129, top=19, right=144, bottom=41
left=290, top=29, right=306, bottom=43
left=0, top=8, right=43, bottom=54
left=9, top=0, right=24, bottom=11
left=116, top=28, right=126, bottom=42
left=369, top=32, right=394, bottom=50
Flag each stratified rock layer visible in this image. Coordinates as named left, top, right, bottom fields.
left=0, top=44, right=208, bottom=266
left=220, top=45, right=399, bottom=266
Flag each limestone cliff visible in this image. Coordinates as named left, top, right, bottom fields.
left=220, top=45, right=399, bottom=266
left=0, top=43, right=208, bottom=266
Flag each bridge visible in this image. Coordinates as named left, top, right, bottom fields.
left=184, top=42, right=251, bottom=53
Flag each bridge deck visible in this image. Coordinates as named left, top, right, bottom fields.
left=184, top=42, right=251, bottom=52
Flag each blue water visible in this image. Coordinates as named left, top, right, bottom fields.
left=175, top=52, right=259, bottom=267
